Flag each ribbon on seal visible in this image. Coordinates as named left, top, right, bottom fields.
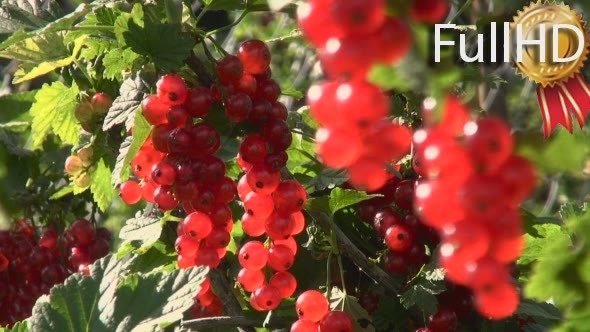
left=536, top=74, right=590, bottom=138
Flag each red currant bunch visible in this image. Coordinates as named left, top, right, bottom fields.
left=413, top=96, right=536, bottom=320
left=297, top=0, right=414, bottom=191
left=188, top=277, right=223, bottom=319
left=290, top=290, right=353, bottom=332
left=0, top=219, right=111, bottom=326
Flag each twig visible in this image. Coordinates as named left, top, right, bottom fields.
left=307, top=210, right=403, bottom=296
left=182, top=316, right=290, bottom=330
left=209, top=269, right=256, bottom=332
left=186, top=51, right=214, bottom=87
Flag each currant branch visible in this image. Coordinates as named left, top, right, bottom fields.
left=307, top=210, right=403, bottom=296
left=209, top=269, right=257, bottom=332
left=182, top=315, right=290, bottom=330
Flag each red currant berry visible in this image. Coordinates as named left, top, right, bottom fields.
left=265, top=213, right=295, bottom=240
left=185, top=87, right=213, bottom=118
left=268, top=244, right=295, bottom=271
left=240, top=135, right=268, bottom=164
left=242, top=213, right=266, bottom=237
left=385, top=224, right=415, bottom=252
left=151, top=161, right=177, bottom=186
left=216, top=55, right=244, bottom=84
left=166, top=105, right=189, bottom=127
left=156, top=74, right=188, bottom=105
left=238, top=268, right=265, bottom=292
left=68, top=219, right=95, bottom=247
left=429, top=308, right=458, bottom=332
left=253, top=284, right=282, bottom=310
left=270, top=271, right=297, bottom=298
left=120, top=180, right=142, bottom=204
left=296, top=290, right=329, bottom=322
left=256, top=79, right=281, bottom=102
left=225, top=92, right=253, bottom=122
left=175, top=234, right=200, bottom=258
left=244, top=192, right=275, bottom=220
left=273, top=180, right=307, bottom=214
left=239, top=241, right=268, bottom=270
left=318, top=310, right=353, bottom=332
left=291, top=320, right=319, bottom=332
left=373, top=207, right=402, bottom=236
left=262, top=119, right=293, bottom=151
left=182, top=212, right=213, bottom=240
left=142, top=95, right=169, bottom=126
left=238, top=39, right=271, bottom=75
left=247, top=164, right=280, bottom=195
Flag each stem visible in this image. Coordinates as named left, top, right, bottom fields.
left=186, top=50, right=214, bottom=86
left=206, top=35, right=229, bottom=57
left=182, top=316, right=290, bottom=330
left=337, top=253, right=347, bottom=309
left=448, top=0, right=473, bottom=24
left=205, top=10, right=250, bottom=37
left=69, top=25, right=114, bottom=31
left=209, top=269, right=256, bottom=332
left=291, top=129, right=316, bottom=141
left=307, top=210, right=402, bottom=296
left=195, top=6, right=209, bottom=25
left=326, top=251, right=333, bottom=296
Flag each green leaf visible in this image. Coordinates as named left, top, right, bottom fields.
left=162, top=0, right=183, bottom=24
left=202, top=0, right=245, bottom=11
left=516, top=129, right=590, bottom=175
left=368, top=64, right=412, bottom=92
left=519, top=223, right=571, bottom=267
left=114, top=3, right=195, bottom=72
left=524, top=235, right=581, bottom=307
left=116, top=112, right=152, bottom=185
left=328, top=288, right=375, bottom=332
left=12, top=35, right=86, bottom=83
left=29, top=81, right=81, bottom=148
left=50, top=183, right=75, bottom=200
left=119, top=212, right=162, bottom=247
left=102, top=48, right=142, bottom=81
left=0, top=30, right=66, bottom=61
left=30, top=255, right=208, bottom=332
left=112, top=136, right=132, bottom=187
left=308, top=168, right=348, bottom=191
left=0, top=127, right=33, bottom=156
left=329, top=188, right=379, bottom=216
left=281, top=86, right=304, bottom=99
left=103, top=71, right=153, bottom=131
left=517, top=300, right=561, bottom=321
left=0, top=90, right=35, bottom=123
left=91, top=159, right=114, bottom=212
left=400, top=284, right=439, bottom=317
left=1, top=320, right=29, bottom=332
left=0, top=0, right=60, bottom=35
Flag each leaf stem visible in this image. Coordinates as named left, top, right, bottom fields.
left=205, top=9, right=250, bottom=37
left=195, top=5, right=209, bottom=25
left=448, top=0, right=473, bottom=24
left=206, top=35, right=229, bottom=57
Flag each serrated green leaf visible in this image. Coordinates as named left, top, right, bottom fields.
left=112, top=136, right=132, bottom=187
left=400, top=284, right=439, bottom=317
left=519, top=224, right=570, bottom=266
left=281, top=86, right=304, bottom=99
left=30, top=255, right=208, bottom=332
left=114, top=3, right=194, bottom=72
left=29, top=81, right=81, bottom=148
left=368, top=64, right=412, bottom=92
left=102, top=48, right=142, bottom=81
left=328, top=288, right=375, bottom=332
left=117, top=112, right=152, bottom=185
left=517, top=300, right=561, bottom=321
left=13, top=35, right=86, bottom=83
left=0, top=90, right=35, bottom=123
left=309, top=168, right=348, bottom=191
left=50, top=184, right=75, bottom=200
left=0, top=0, right=60, bottom=35
left=524, top=235, right=581, bottom=307
left=1, top=320, right=29, bottom=332
left=91, top=159, right=114, bottom=212
left=119, top=212, right=162, bottom=247
left=329, top=188, right=378, bottom=216
left=103, top=71, right=153, bottom=131
left=0, top=30, right=66, bottom=62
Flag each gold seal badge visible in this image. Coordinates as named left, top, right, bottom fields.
left=511, top=1, right=589, bottom=87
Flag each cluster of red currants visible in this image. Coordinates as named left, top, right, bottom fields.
left=357, top=178, right=438, bottom=275
left=188, top=277, right=223, bottom=319
left=297, top=0, right=413, bottom=191
left=413, top=96, right=536, bottom=320
left=0, top=219, right=110, bottom=326
left=290, top=290, right=353, bottom=332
